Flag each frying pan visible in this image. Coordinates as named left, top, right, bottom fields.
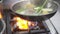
left=11, top=0, right=59, bottom=21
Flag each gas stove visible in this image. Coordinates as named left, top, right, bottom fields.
left=3, top=9, right=58, bottom=34
left=10, top=13, right=50, bottom=34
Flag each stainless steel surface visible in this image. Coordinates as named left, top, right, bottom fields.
left=50, top=6, right=60, bottom=34
left=45, top=19, right=57, bottom=34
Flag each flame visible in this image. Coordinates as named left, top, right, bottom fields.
left=13, top=17, right=36, bottom=30
left=13, top=17, right=35, bottom=30
left=13, top=17, right=28, bottom=30
left=0, top=12, right=3, bottom=19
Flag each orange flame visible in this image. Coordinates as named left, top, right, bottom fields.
left=0, top=12, right=3, bottom=19
left=13, top=17, right=35, bottom=30
left=13, top=17, right=29, bottom=30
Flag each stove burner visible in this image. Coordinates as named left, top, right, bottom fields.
left=4, top=10, right=50, bottom=34
left=10, top=16, right=40, bottom=31
left=9, top=13, right=50, bottom=34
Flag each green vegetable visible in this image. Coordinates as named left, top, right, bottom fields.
left=36, top=0, right=48, bottom=14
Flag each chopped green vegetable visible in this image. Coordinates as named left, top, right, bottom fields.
left=36, top=0, right=48, bottom=13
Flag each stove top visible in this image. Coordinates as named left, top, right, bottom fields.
left=10, top=15, right=50, bottom=34
left=3, top=9, right=58, bottom=34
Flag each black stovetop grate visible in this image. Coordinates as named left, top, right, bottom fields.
left=4, top=9, right=51, bottom=34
